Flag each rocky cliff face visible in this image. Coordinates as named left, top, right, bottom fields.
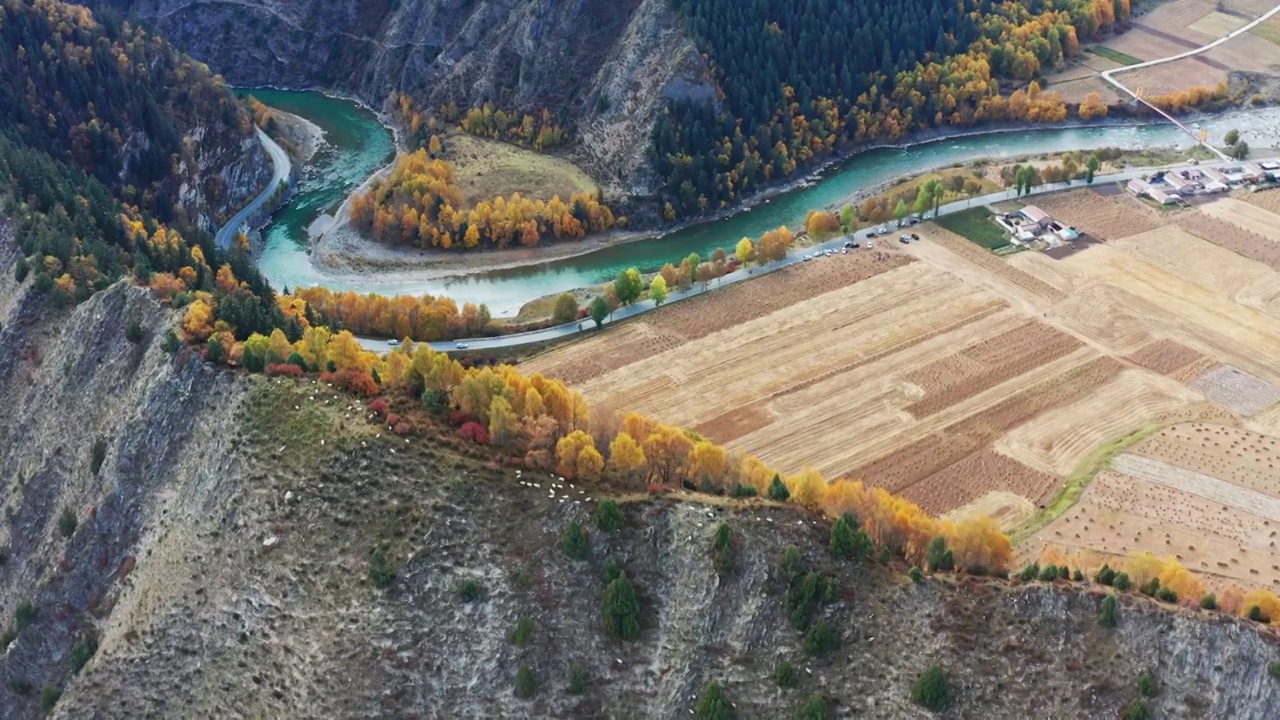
left=86, top=0, right=714, bottom=204
left=1, top=229, right=1279, bottom=718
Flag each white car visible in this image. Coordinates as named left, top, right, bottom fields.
left=877, top=225, right=890, bottom=235
left=455, top=342, right=469, bottom=350
left=802, top=254, right=812, bottom=261
left=386, top=339, right=400, bottom=347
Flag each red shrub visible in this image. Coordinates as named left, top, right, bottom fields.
left=393, top=422, right=410, bottom=435
left=266, top=363, right=303, bottom=378
left=368, top=398, right=389, bottom=417
left=449, top=410, right=473, bottom=426
left=458, top=422, right=490, bottom=445
left=647, top=483, right=673, bottom=495
left=386, top=412, right=401, bottom=428
left=325, top=369, right=380, bottom=397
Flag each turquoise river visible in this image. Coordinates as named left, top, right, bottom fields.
left=249, top=89, right=1280, bottom=315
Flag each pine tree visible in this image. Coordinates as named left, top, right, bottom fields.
left=602, top=573, right=642, bottom=641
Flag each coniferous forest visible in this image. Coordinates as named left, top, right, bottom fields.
left=653, top=0, right=1131, bottom=218
left=0, top=0, right=252, bottom=225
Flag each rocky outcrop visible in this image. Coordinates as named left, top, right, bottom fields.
left=85, top=0, right=714, bottom=206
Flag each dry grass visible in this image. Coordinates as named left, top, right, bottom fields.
left=446, top=133, right=598, bottom=205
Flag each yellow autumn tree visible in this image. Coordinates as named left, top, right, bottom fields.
left=608, top=432, right=646, bottom=482
left=489, top=396, right=520, bottom=447
left=555, top=430, right=597, bottom=480
left=688, top=441, right=727, bottom=485
left=181, top=297, right=215, bottom=341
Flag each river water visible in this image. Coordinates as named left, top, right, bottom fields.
left=250, top=90, right=1280, bottom=315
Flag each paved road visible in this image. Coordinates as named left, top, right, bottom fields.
left=215, top=128, right=291, bottom=250
left=1099, top=3, right=1280, bottom=160
left=357, top=154, right=1269, bottom=355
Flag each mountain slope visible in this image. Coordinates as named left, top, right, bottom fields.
left=80, top=0, right=714, bottom=205
left=0, top=0, right=269, bottom=230
left=0, top=272, right=1278, bottom=718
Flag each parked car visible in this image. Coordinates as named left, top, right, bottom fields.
left=911, top=233, right=920, bottom=241
left=803, top=254, right=812, bottom=261
left=843, top=240, right=858, bottom=249
left=455, top=342, right=469, bottom=350
left=877, top=225, right=890, bottom=235
left=899, top=234, right=911, bottom=244
left=865, top=227, right=878, bottom=237
left=867, top=240, right=875, bottom=248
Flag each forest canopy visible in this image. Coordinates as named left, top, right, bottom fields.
left=0, top=0, right=254, bottom=225
left=654, top=0, right=1130, bottom=219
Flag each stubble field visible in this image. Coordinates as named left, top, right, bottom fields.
left=526, top=187, right=1280, bottom=585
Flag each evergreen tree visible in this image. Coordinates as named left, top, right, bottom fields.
left=602, top=572, right=642, bottom=641
left=768, top=474, right=790, bottom=501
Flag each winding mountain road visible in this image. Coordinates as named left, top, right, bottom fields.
left=215, top=128, right=291, bottom=250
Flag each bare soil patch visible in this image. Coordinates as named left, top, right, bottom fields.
left=1126, top=339, right=1212, bottom=376
left=900, top=450, right=1060, bottom=519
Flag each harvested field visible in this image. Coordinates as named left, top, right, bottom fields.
left=1171, top=209, right=1280, bottom=273
left=1031, top=190, right=1160, bottom=241
left=849, top=355, right=1124, bottom=494
left=1187, top=10, right=1249, bottom=38
left=542, top=183, right=1280, bottom=592
left=903, top=321, right=1080, bottom=417
left=1108, top=223, right=1280, bottom=318
left=945, top=491, right=1037, bottom=531
left=1197, top=197, right=1280, bottom=247
left=1112, top=453, right=1280, bottom=523
left=1190, top=365, right=1280, bottom=417
left=1240, top=188, right=1280, bottom=215
left=907, top=226, right=1066, bottom=305
left=524, top=250, right=912, bottom=385
left=1022, top=469, right=1280, bottom=588
left=995, top=369, right=1208, bottom=476
left=1133, top=423, right=1280, bottom=499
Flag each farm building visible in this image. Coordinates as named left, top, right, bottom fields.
left=1202, top=167, right=1229, bottom=184
left=1242, top=163, right=1266, bottom=182
left=1146, top=187, right=1180, bottom=205
left=1164, top=172, right=1199, bottom=193
left=1126, top=178, right=1148, bottom=195
left=1021, top=205, right=1052, bottom=229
